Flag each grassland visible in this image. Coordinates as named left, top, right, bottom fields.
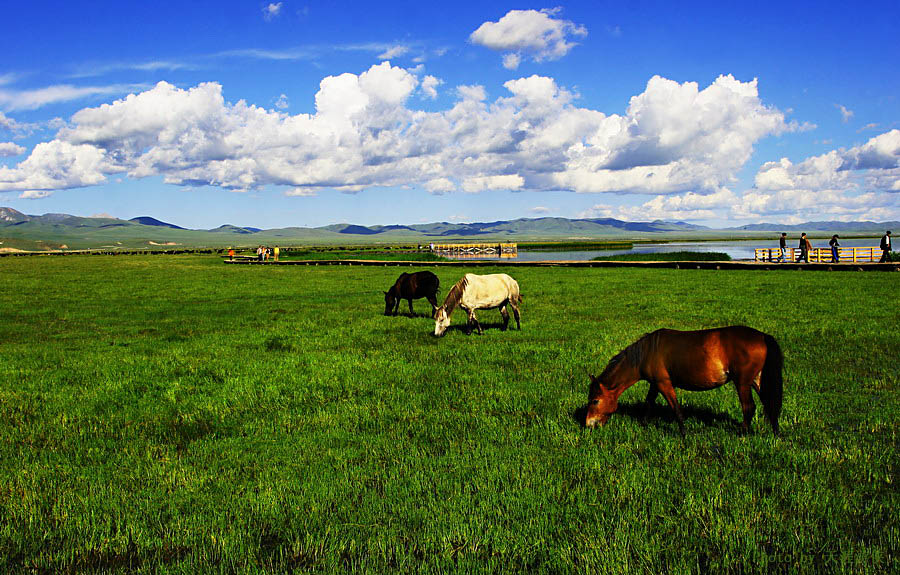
left=0, top=255, right=896, bottom=573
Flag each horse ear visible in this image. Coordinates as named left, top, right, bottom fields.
left=588, top=373, right=597, bottom=382
left=383, top=291, right=388, bottom=295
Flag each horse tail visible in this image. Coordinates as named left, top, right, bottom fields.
left=760, top=333, right=784, bottom=435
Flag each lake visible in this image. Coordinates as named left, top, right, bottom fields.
left=447, top=237, right=884, bottom=261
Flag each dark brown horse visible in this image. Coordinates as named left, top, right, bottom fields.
left=384, top=271, right=440, bottom=317
left=585, top=326, right=783, bottom=435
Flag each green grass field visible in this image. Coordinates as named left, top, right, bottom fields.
left=0, top=255, right=896, bottom=573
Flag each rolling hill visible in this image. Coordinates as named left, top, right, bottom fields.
left=1, top=206, right=894, bottom=251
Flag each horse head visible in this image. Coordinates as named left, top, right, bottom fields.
left=384, top=289, right=397, bottom=316
left=433, top=307, right=451, bottom=336
left=585, top=374, right=619, bottom=427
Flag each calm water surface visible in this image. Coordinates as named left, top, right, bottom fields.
left=448, top=238, right=882, bottom=262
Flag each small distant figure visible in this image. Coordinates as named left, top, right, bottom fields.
left=264, top=246, right=270, bottom=261
left=228, top=247, right=235, bottom=261
left=776, top=232, right=787, bottom=262
left=829, top=234, right=840, bottom=263
left=880, top=230, right=892, bottom=262
left=798, top=233, right=811, bottom=263
left=256, top=245, right=264, bottom=262
left=274, top=245, right=280, bottom=261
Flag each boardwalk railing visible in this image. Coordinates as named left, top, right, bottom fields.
left=754, top=246, right=882, bottom=263
left=430, top=243, right=517, bottom=258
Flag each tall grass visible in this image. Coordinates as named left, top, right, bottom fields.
left=0, top=255, right=896, bottom=573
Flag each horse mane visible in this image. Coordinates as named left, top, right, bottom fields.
left=599, top=331, right=661, bottom=385
left=440, top=276, right=468, bottom=314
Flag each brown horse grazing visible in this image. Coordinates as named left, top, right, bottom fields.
left=384, top=271, right=440, bottom=317
left=585, top=326, right=783, bottom=435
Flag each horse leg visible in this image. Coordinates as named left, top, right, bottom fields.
left=511, top=301, right=521, bottom=330
left=735, top=378, right=757, bottom=434
left=638, top=384, right=659, bottom=424
left=407, top=298, right=414, bottom=316
left=656, top=380, right=686, bottom=436
left=468, top=309, right=483, bottom=335
left=645, top=384, right=659, bottom=406
left=461, top=307, right=472, bottom=335
left=499, top=305, right=510, bottom=331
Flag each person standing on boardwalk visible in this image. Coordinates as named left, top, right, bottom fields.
left=880, top=230, right=892, bottom=262
left=829, top=234, right=840, bottom=263
left=256, top=245, right=264, bottom=261
left=798, top=233, right=811, bottom=263
left=274, top=245, right=280, bottom=261
left=776, top=232, right=788, bottom=262
left=228, top=247, right=235, bottom=261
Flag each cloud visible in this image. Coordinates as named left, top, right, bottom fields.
left=424, top=178, right=455, bottom=194
left=0, top=111, right=14, bottom=130
left=530, top=206, right=551, bottom=214
left=19, top=189, right=53, bottom=199
left=755, top=129, right=900, bottom=190
left=462, top=174, right=524, bottom=193
left=274, top=94, right=289, bottom=110
left=0, top=140, right=117, bottom=192
left=0, top=142, right=25, bottom=156
left=738, top=129, right=900, bottom=221
left=835, top=104, right=854, bottom=123
left=378, top=45, right=409, bottom=60
left=68, top=60, right=198, bottom=79
left=285, top=187, right=316, bottom=197
left=502, top=53, right=522, bottom=71
left=581, top=188, right=738, bottom=222
left=263, top=2, right=283, bottom=21
left=470, top=8, right=587, bottom=68
left=0, top=83, right=145, bottom=112
left=0, top=67, right=796, bottom=203
left=420, top=75, right=443, bottom=99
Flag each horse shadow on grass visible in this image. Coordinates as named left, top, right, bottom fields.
left=571, top=401, right=739, bottom=432
left=437, top=321, right=515, bottom=335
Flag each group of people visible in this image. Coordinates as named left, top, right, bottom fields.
left=774, top=231, right=892, bottom=263
left=255, top=245, right=280, bottom=261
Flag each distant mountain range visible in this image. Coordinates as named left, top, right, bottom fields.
left=1, top=206, right=895, bottom=251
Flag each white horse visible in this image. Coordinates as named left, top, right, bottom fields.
left=433, top=273, right=522, bottom=336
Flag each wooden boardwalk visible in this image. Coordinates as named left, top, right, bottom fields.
left=430, top=243, right=517, bottom=258
left=754, top=246, right=884, bottom=263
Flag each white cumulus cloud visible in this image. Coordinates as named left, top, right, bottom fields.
left=739, top=129, right=900, bottom=221
left=421, top=75, right=443, bottom=99
left=0, top=142, right=25, bottom=156
left=0, top=66, right=797, bottom=205
left=470, top=8, right=587, bottom=69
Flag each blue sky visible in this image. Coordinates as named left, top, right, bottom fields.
left=1, top=1, right=897, bottom=229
